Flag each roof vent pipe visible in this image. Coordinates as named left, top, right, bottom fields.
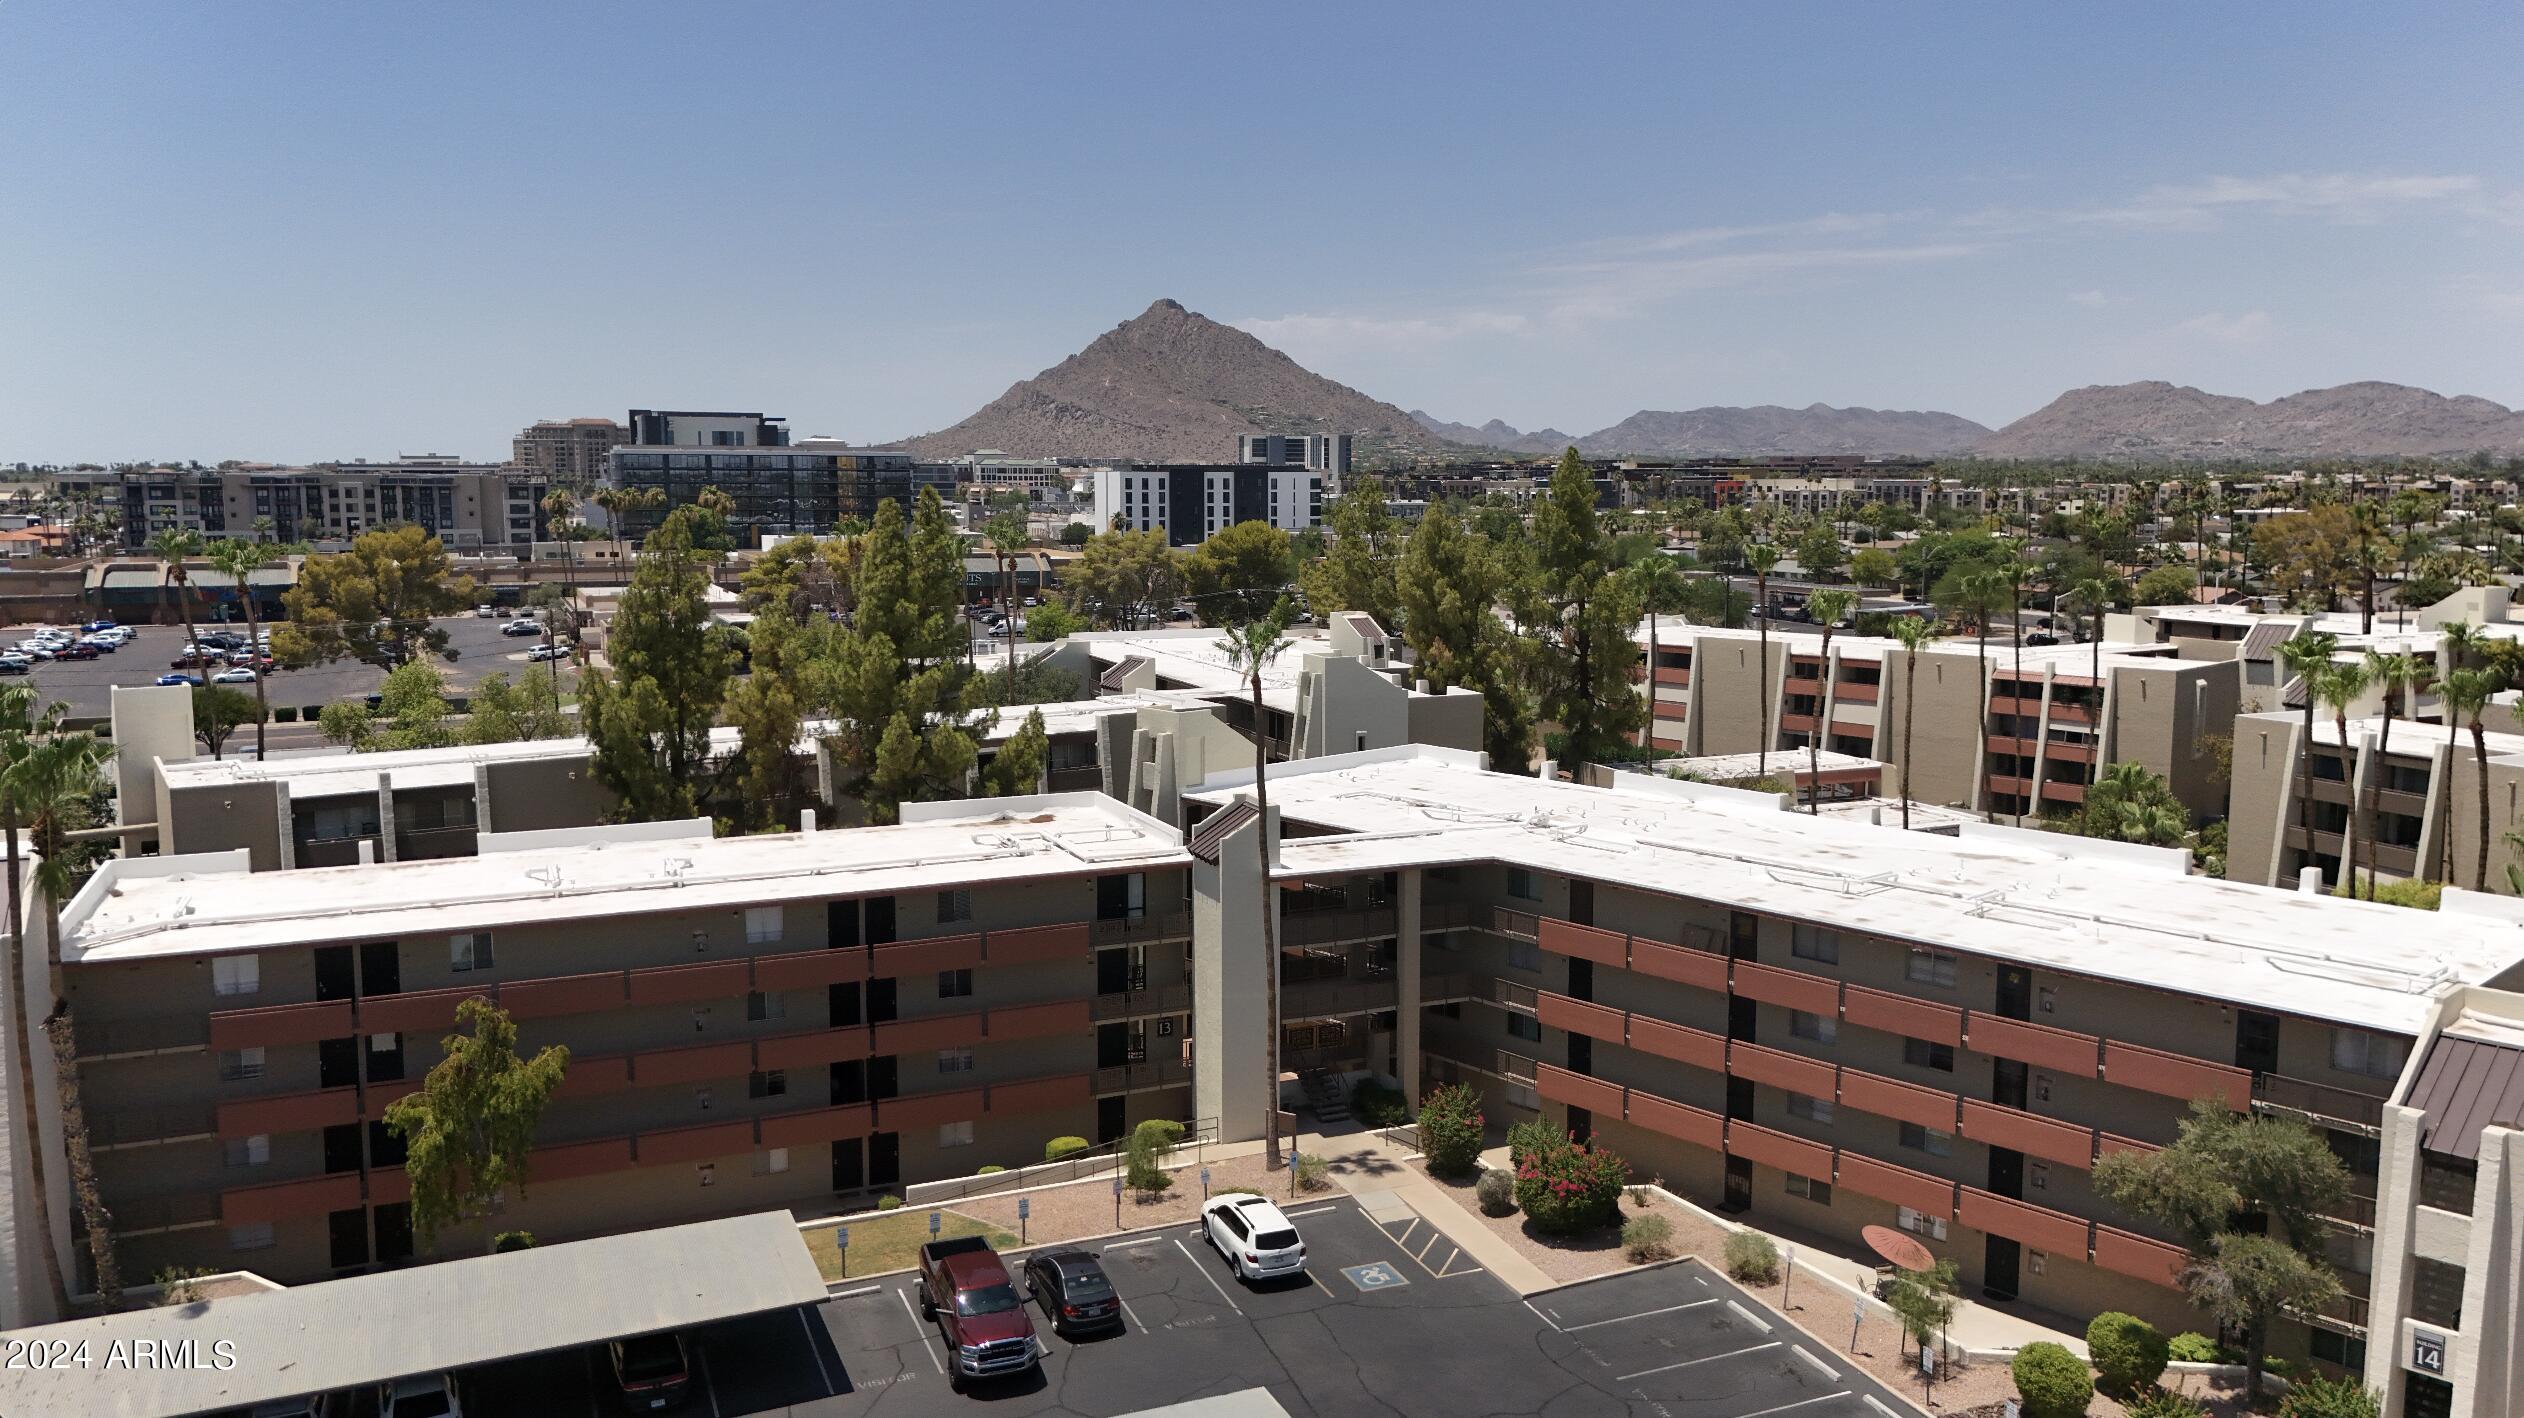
left=357, top=839, right=374, bottom=865
left=2299, top=866, right=2324, bottom=895
left=800, top=808, right=817, bottom=834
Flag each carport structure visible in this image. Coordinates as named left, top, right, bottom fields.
left=0, top=1211, right=829, bottom=1418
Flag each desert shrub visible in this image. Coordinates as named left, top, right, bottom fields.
left=2011, top=1341, right=2095, bottom=1418
left=2276, top=1376, right=2381, bottom=1418
left=1620, top=1214, right=1674, bottom=1263
left=1505, top=1117, right=1557, bottom=1168
left=976, top=1165, right=1005, bottom=1175
left=1293, top=1152, right=1331, bottom=1192
left=1350, top=1079, right=1409, bottom=1127
left=1044, top=1135, right=1091, bottom=1162
left=1137, top=1118, right=1185, bottom=1149
left=1625, top=1184, right=1653, bottom=1208
left=2166, top=1332, right=2223, bottom=1364
left=154, top=1266, right=214, bottom=1307
left=273, top=706, right=298, bottom=723
left=1126, top=1119, right=1177, bottom=1196
left=1512, top=1130, right=1629, bottom=1234
left=1417, top=1082, right=1485, bottom=1176
left=1475, top=1169, right=1516, bottom=1215
left=491, top=1230, right=537, bottom=1253
left=2086, top=1311, right=2169, bottom=1396
left=877, top=1195, right=903, bottom=1210
left=1211, top=1187, right=1262, bottom=1198
left=1722, top=1230, right=1780, bottom=1284
left=2124, top=1391, right=2209, bottom=1418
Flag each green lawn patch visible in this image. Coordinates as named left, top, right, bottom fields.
left=800, top=1208, right=1018, bottom=1281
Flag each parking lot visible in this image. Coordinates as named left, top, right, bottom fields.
left=434, top=1197, right=1912, bottom=1417
left=3, top=614, right=564, bottom=726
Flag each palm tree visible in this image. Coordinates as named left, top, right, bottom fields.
left=2063, top=577, right=2120, bottom=696
left=1745, top=543, right=1779, bottom=775
left=1802, top=589, right=1857, bottom=815
left=2363, top=651, right=2423, bottom=893
left=1222, top=603, right=1296, bottom=1169
left=1955, top=566, right=2013, bottom=823
left=204, top=539, right=302, bottom=761
left=1625, top=554, right=1691, bottom=752
left=985, top=509, right=1031, bottom=680
left=1890, top=617, right=1938, bottom=831
left=0, top=687, right=71, bottom=1314
left=2312, top=662, right=2373, bottom=898
left=146, top=528, right=208, bottom=668
left=14, top=726, right=118, bottom=1303
left=1999, top=551, right=2031, bottom=827
left=2439, top=667, right=2502, bottom=889
left=542, top=487, right=582, bottom=621
left=2276, top=632, right=2341, bottom=885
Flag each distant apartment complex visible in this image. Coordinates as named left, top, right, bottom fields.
left=914, top=452, right=1070, bottom=504
left=1088, top=463, right=1326, bottom=544
left=624, top=409, right=789, bottom=448
left=57, top=458, right=550, bottom=551
left=511, top=418, right=628, bottom=487
left=604, top=442, right=914, bottom=542
left=1634, top=623, right=2239, bottom=823
left=1236, top=433, right=1352, bottom=483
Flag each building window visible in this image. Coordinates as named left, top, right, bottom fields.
left=211, top=955, right=260, bottom=996
left=219, top=1047, right=266, bottom=1082
left=746, top=990, right=785, bottom=1022
left=2036, top=985, right=2058, bottom=1015
left=937, top=890, right=973, bottom=924
left=1506, top=939, right=1540, bottom=973
left=755, top=1148, right=791, bottom=1177
left=2309, top=1329, right=2367, bottom=1371
left=449, top=933, right=493, bottom=972
left=223, top=1134, right=271, bottom=1169
left=1789, top=1010, right=1837, bottom=1044
left=1894, top=1206, right=1948, bottom=1241
left=1899, top=1122, right=1956, bottom=1156
left=1506, top=1013, right=1542, bottom=1043
left=939, top=1120, right=975, bottom=1148
left=938, top=968, right=975, bottom=999
left=1506, top=868, right=1540, bottom=901
left=744, top=906, right=783, bottom=944
left=1905, top=950, right=1958, bottom=989
left=1903, top=1037, right=1956, bottom=1072
left=228, top=1222, right=276, bottom=1252
left=2330, top=1028, right=2410, bottom=1080
left=1787, top=1093, right=1835, bottom=1124
left=749, top=1069, right=787, bottom=1099
left=938, top=1047, right=975, bottom=1074
left=1790, top=925, right=1839, bottom=964
left=1785, top=1172, right=1832, bottom=1204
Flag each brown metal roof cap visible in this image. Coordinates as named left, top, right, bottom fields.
left=2406, top=1033, right=2524, bottom=1162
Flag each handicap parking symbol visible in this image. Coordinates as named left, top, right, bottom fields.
left=1341, top=1261, right=1410, bottom=1291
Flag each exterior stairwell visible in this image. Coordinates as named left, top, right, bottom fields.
left=1300, top=1068, right=1350, bottom=1125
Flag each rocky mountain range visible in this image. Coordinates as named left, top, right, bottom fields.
left=902, top=299, right=2524, bottom=464
left=1972, top=381, right=2524, bottom=461
left=898, top=299, right=1456, bottom=464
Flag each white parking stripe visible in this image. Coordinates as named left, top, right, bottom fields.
left=693, top=1340, right=725, bottom=1418
left=896, top=1287, right=945, bottom=1373
left=1615, top=1341, right=1780, bottom=1382
left=1524, top=1298, right=1565, bottom=1332
left=1117, top=1297, right=1150, bottom=1334
left=1173, top=1237, right=1244, bottom=1314
left=1561, top=1298, right=1720, bottom=1332
left=1733, top=1394, right=1852, bottom=1418
left=1285, top=1204, right=1340, bottom=1217
left=797, top=1308, right=836, bottom=1395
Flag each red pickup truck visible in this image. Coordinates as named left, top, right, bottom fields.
left=915, top=1236, right=1041, bottom=1391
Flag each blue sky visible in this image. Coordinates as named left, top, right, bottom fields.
left=4, top=2, right=2519, bottom=463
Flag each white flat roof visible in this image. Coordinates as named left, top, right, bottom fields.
left=159, top=735, right=590, bottom=797
left=0, top=1212, right=825, bottom=1418
left=1188, top=748, right=2524, bottom=1033
left=1069, top=629, right=1321, bottom=710
left=64, top=794, right=1189, bottom=964
left=1664, top=749, right=1880, bottom=781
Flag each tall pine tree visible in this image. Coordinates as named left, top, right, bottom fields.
left=1398, top=501, right=1535, bottom=771
left=1530, top=449, right=1644, bottom=769
left=581, top=508, right=736, bottom=820
left=824, top=489, right=989, bottom=822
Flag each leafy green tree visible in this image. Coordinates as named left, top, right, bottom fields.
left=2094, top=1101, right=2350, bottom=1407
left=1849, top=545, right=1898, bottom=588
left=1022, top=600, right=1086, bottom=642
left=2275, top=1375, right=2380, bottom=1418
left=979, top=709, right=1049, bottom=796
left=2076, top=762, right=2188, bottom=844
left=1303, top=474, right=1402, bottom=629
left=1065, top=527, right=1184, bottom=629
left=740, top=534, right=850, bottom=618
left=190, top=684, right=260, bottom=760
left=2086, top=1311, right=2169, bottom=1397
left=464, top=672, right=566, bottom=746
left=1794, top=520, right=1844, bottom=580
left=1398, top=502, right=1533, bottom=771
left=1186, top=519, right=1297, bottom=626
left=1531, top=449, right=1644, bottom=770
left=318, top=700, right=375, bottom=751
left=582, top=508, right=737, bottom=821
left=1058, top=521, right=1092, bottom=547
left=204, top=538, right=303, bottom=760
left=1885, top=1258, right=1959, bottom=1361
left=825, top=490, right=984, bottom=823
left=376, top=661, right=457, bottom=751
left=719, top=605, right=814, bottom=831
left=384, top=998, right=570, bottom=1251
left=2133, top=563, right=2198, bottom=605
left=274, top=524, right=479, bottom=669
left=1222, top=602, right=1296, bottom=1169
left=2011, top=1340, right=2094, bottom=1418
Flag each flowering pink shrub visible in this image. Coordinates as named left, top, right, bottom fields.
left=1512, top=1129, right=1631, bottom=1234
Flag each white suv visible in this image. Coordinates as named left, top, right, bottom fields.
left=1201, top=1194, right=1307, bottom=1282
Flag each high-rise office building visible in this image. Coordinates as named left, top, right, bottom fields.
left=512, top=418, right=628, bottom=487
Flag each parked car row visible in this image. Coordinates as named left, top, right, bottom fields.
left=229, top=1327, right=694, bottom=1415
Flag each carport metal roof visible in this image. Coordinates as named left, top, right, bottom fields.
left=0, top=1211, right=828, bottom=1418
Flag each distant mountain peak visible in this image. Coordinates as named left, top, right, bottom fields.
left=1975, top=380, right=2524, bottom=460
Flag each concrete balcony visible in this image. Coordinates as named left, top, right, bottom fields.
left=1279, top=905, right=1398, bottom=948
left=1281, top=972, right=1399, bottom=1022
left=2253, top=1071, right=2387, bottom=1133
left=1091, top=982, right=1192, bottom=1021
left=74, top=1010, right=210, bottom=1059
left=88, top=1100, right=218, bottom=1151
left=1090, top=911, right=1193, bottom=948
left=1093, top=1055, right=1192, bottom=1095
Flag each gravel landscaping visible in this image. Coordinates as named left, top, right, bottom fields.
left=1408, top=1158, right=1700, bottom=1285
left=958, top=1151, right=1296, bottom=1244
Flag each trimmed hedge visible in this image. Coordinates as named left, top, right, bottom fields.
left=1044, top=1136, right=1091, bottom=1162
left=2011, top=1341, right=2094, bottom=1418
left=2086, top=1311, right=2168, bottom=1396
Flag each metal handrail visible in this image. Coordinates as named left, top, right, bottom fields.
left=1090, top=911, right=1192, bottom=947
left=88, top=1101, right=218, bottom=1149
left=909, top=1115, right=1219, bottom=1205
left=2252, top=1072, right=2386, bottom=1131
left=75, top=1012, right=210, bottom=1058
left=1090, top=982, right=1192, bottom=1021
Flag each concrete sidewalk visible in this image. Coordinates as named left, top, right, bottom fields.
left=1301, top=1128, right=1559, bottom=1293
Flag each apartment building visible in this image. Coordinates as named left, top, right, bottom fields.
left=1087, top=463, right=1325, bottom=544
left=1636, top=623, right=2239, bottom=822
left=37, top=796, right=1197, bottom=1301
left=914, top=452, right=1069, bottom=504
left=603, top=442, right=914, bottom=541
left=1178, top=747, right=2524, bottom=1399
left=624, top=410, right=788, bottom=448
left=511, top=418, right=628, bottom=487
left=2224, top=709, right=2524, bottom=895
left=57, top=459, right=550, bottom=551
left=1236, top=433, right=1352, bottom=484
left=2119, top=585, right=2520, bottom=719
